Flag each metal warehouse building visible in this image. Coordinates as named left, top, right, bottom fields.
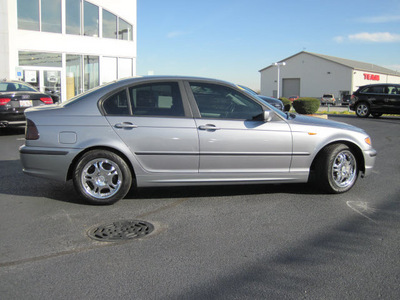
left=259, top=51, right=400, bottom=100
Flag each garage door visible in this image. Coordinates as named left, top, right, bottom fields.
left=282, top=78, right=300, bottom=98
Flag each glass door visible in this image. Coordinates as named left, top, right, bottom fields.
left=22, top=68, right=62, bottom=103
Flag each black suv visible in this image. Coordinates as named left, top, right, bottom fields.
left=350, top=83, right=400, bottom=118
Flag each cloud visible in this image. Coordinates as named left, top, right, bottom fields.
left=166, top=31, right=187, bottom=38
left=356, top=15, right=400, bottom=23
left=334, top=32, right=400, bottom=43
left=349, top=32, right=400, bottom=42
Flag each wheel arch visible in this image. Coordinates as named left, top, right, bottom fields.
left=309, top=140, right=365, bottom=176
left=67, top=146, right=137, bottom=185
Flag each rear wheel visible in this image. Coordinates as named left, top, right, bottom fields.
left=355, top=102, right=370, bottom=118
left=315, top=144, right=358, bottom=193
left=73, top=150, right=132, bottom=205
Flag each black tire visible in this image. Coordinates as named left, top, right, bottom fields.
left=355, top=102, right=370, bottom=118
left=372, top=113, right=382, bottom=118
left=73, top=150, right=132, bottom=205
left=315, top=144, right=358, bottom=194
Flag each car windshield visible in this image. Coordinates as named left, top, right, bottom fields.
left=323, top=94, right=333, bottom=98
left=0, top=82, right=37, bottom=92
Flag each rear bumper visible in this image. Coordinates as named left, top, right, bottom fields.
left=0, top=112, right=25, bottom=127
left=19, top=145, right=81, bottom=181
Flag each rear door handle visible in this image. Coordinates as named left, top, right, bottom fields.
left=115, top=122, right=138, bottom=129
left=198, top=124, right=220, bottom=131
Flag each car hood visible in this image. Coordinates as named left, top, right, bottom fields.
left=288, top=114, right=365, bottom=133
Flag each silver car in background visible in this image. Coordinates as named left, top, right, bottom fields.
left=20, top=76, right=376, bottom=205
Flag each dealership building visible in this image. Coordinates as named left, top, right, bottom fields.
left=0, top=0, right=137, bottom=102
left=259, top=51, right=400, bottom=100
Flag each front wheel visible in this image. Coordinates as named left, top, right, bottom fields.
left=315, top=144, right=358, bottom=193
left=355, top=102, right=370, bottom=118
left=73, top=150, right=132, bottom=205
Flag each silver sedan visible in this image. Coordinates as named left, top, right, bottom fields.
left=20, top=76, right=376, bottom=205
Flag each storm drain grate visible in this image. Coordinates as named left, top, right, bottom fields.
left=88, top=220, right=154, bottom=242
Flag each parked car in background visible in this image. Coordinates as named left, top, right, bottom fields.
left=0, top=80, right=53, bottom=128
left=237, top=85, right=284, bottom=111
left=350, top=83, right=400, bottom=118
left=20, top=76, right=376, bottom=205
left=288, top=95, right=299, bottom=102
left=321, top=94, right=336, bottom=106
left=341, top=95, right=351, bottom=106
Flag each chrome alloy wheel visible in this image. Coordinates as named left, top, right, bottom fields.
left=356, top=103, right=369, bottom=117
left=81, top=158, right=123, bottom=199
left=332, top=150, right=357, bottom=188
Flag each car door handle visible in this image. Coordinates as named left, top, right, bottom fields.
left=198, top=124, right=220, bottom=131
left=115, top=122, right=138, bottom=129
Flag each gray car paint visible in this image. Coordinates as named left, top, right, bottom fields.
left=20, top=76, right=376, bottom=188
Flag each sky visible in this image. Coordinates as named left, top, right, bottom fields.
left=136, top=0, right=400, bottom=90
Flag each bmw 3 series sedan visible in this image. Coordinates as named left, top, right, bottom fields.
left=20, top=76, right=376, bottom=205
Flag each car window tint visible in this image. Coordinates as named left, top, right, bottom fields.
left=0, top=83, right=36, bottom=92
left=103, top=89, right=130, bottom=115
left=190, top=83, right=262, bottom=120
left=129, top=82, right=184, bottom=117
left=362, top=86, right=385, bottom=94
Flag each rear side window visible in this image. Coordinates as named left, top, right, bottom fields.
left=129, top=82, right=185, bottom=117
left=387, top=86, right=399, bottom=95
left=103, top=89, right=130, bottom=115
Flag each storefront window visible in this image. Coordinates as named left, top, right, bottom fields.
left=17, top=0, right=40, bottom=31
left=66, top=55, right=82, bottom=99
left=84, top=55, right=99, bottom=91
left=118, top=18, right=133, bottom=41
left=66, top=0, right=81, bottom=35
left=84, top=1, right=99, bottom=37
left=19, top=51, right=62, bottom=68
left=41, top=0, right=61, bottom=33
left=103, top=9, right=117, bottom=39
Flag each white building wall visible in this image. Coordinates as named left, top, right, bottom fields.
left=353, top=70, right=400, bottom=89
left=260, top=52, right=352, bottom=99
left=1, top=0, right=137, bottom=101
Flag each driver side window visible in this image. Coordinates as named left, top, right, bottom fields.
left=190, top=83, right=262, bottom=120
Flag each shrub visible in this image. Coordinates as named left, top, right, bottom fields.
left=279, top=97, right=291, bottom=111
left=292, top=97, right=320, bottom=114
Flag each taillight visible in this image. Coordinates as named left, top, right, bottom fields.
left=0, top=98, right=11, bottom=105
left=40, top=97, right=53, bottom=104
left=26, top=119, right=39, bottom=140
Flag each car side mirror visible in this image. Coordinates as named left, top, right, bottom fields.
left=263, top=110, right=274, bottom=122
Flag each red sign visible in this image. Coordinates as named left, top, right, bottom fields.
left=364, top=73, right=380, bottom=81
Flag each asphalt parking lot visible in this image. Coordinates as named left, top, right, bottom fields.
left=1, top=115, right=399, bottom=299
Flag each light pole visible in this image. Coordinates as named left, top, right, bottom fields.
left=273, top=62, right=286, bottom=99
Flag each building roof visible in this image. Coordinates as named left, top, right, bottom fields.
left=259, top=51, right=400, bottom=76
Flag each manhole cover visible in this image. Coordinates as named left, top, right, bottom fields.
left=88, top=220, right=154, bottom=242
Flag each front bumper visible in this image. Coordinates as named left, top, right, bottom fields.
left=362, top=148, right=377, bottom=177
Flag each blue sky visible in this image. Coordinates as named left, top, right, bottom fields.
left=136, top=0, right=400, bottom=90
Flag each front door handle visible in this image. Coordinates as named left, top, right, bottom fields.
left=198, top=124, right=220, bottom=131
left=115, top=122, right=138, bottom=129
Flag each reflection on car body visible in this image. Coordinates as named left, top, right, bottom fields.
left=20, top=76, right=376, bottom=205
